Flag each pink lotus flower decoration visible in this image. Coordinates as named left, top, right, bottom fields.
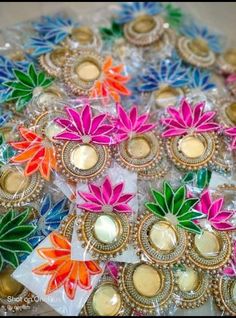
left=195, top=189, right=235, bottom=231
left=77, top=176, right=134, bottom=213
left=222, top=241, right=236, bottom=277
left=53, top=104, right=114, bottom=145
left=114, top=103, right=156, bottom=143
left=226, top=74, right=236, bottom=84
left=161, top=98, right=220, bottom=138
left=224, top=127, right=236, bottom=149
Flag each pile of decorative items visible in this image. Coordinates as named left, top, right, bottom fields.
left=0, top=2, right=236, bottom=316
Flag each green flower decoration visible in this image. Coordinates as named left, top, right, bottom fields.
left=0, top=133, right=16, bottom=166
left=163, top=4, right=185, bottom=29
left=182, top=168, right=212, bottom=190
left=99, top=20, right=124, bottom=43
left=0, top=208, right=36, bottom=271
left=3, top=63, right=54, bottom=112
left=145, top=181, right=203, bottom=234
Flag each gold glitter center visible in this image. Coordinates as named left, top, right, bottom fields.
left=133, top=264, right=161, bottom=297
left=132, top=15, right=156, bottom=33
left=226, top=102, right=236, bottom=125
left=76, top=60, right=101, bottom=81
left=177, top=267, right=200, bottom=292
left=149, top=221, right=177, bottom=252
left=188, top=38, right=210, bottom=57
left=179, top=135, right=206, bottom=158
left=0, top=168, right=29, bottom=194
left=92, top=284, right=121, bottom=316
left=51, top=47, right=70, bottom=66
left=127, top=136, right=151, bottom=159
left=70, top=144, right=99, bottom=170
left=71, top=27, right=94, bottom=44
left=0, top=268, right=24, bottom=298
left=195, top=231, right=220, bottom=258
left=224, top=49, right=236, bottom=66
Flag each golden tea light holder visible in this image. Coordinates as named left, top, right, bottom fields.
left=77, top=211, right=131, bottom=260
left=117, top=263, right=174, bottom=314
left=56, top=141, right=111, bottom=183
left=166, top=132, right=218, bottom=171
left=174, top=267, right=212, bottom=309
left=82, top=274, right=131, bottom=316
left=216, top=48, right=236, bottom=74
left=177, top=36, right=216, bottom=68
left=134, top=212, right=190, bottom=265
left=0, top=165, right=44, bottom=208
left=213, top=276, right=236, bottom=315
left=124, top=15, right=165, bottom=47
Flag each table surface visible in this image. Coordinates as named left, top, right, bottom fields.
left=0, top=1, right=235, bottom=316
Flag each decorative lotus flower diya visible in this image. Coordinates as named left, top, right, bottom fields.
left=134, top=182, right=203, bottom=265
left=177, top=22, right=222, bottom=68
left=117, top=262, right=174, bottom=314
left=63, top=52, right=130, bottom=102
left=53, top=104, right=113, bottom=183
left=216, top=48, right=236, bottom=74
left=162, top=98, right=221, bottom=171
left=186, top=190, right=235, bottom=272
left=113, top=103, right=166, bottom=180
left=76, top=176, right=134, bottom=260
left=138, top=59, right=189, bottom=108
left=82, top=273, right=131, bottom=316
left=114, top=2, right=165, bottom=47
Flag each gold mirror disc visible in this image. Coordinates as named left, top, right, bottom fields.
left=132, top=264, right=161, bottom=297
left=225, top=102, right=236, bottom=125
left=92, top=284, right=121, bottom=316
left=51, top=47, right=70, bottom=66
left=76, top=60, right=101, bottom=81
left=132, top=15, right=156, bottom=33
left=0, top=268, right=24, bottom=298
left=224, top=49, right=236, bottom=66
left=70, top=144, right=99, bottom=170
left=188, top=38, right=210, bottom=57
left=149, top=221, right=177, bottom=252
left=194, top=231, right=220, bottom=258
left=93, top=215, right=119, bottom=244
left=127, top=136, right=151, bottom=159
left=71, top=27, right=94, bottom=44
left=179, top=135, right=206, bottom=158
left=0, top=168, right=29, bottom=194
left=177, top=268, right=199, bottom=292
left=155, top=86, right=181, bottom=108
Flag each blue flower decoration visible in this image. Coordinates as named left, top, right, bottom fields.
left=138, top=59, right=189, bottom=92
left=180, top=22, right=222, bottom=53
left=0, top=111, right=12, bottom=128
left=29, top=193, right=69, bottom=248
left=0, top=56, right=29, bottom=103
left=25, top=36, right=58, bottom=57
left=115, top=2, right=163, bottom=24
left=33, top=14, right=79, bottom=44
left=188, top=68, right=216, bottom=92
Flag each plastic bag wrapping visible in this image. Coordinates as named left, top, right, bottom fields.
left=72, top=161, right=139, bottom=263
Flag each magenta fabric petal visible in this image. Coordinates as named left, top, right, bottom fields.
left=167, top=107, right=186, bottom=127
left=94, top=124, right=114, bottom=136
left=129, top=106, right=137, bottom=127
left=118, top=193, right=134, bottom=204
left=88, top=183, right=103, bottom=203
left=78, top=191, right=102, bottom=205
left=136, top=123, right=155, bottom=134
left=212, top=222, right=235, bottom=231
left=212, top=211, right=234, bottom=223
left=196, top=123, right=220, bottom=132
left=102, top=177, right=113, bottom=204
left=162, top=128, right=187, bottom=138
left=77, top=202, right=102, bottom=212
left=222, top=266, right=236, bottom=277
left=53, top=131, right=82, bottom=141
left=115, top=133, right=129, bottom=143
left=81, top=104, right=92, bottom=134
left=199, top=190, right=212, bottom=215
left=192, top=102, right=204, bottom=125
left=208, top=198, right=224, bottom=220
left=109, top=182, right=124, bottom=205
left=91, top=114, right=107, bottom=133
left=181, top=99, right=193, bottom=126
left=91, top=135, right=112, bottom=145
left=106, top=261, right=119, bottom=280
left=65, top=107, right=84, bottom=134
left=194, top=111, right=216, bottom=127
left=231, top=138, right=236, bottom=149
left=227, top=74, right=236, bottom=83
left=114, top=203, right=133, bottom=213
left=54, top=118, right=77, bottom=132
left=117, top=103, right=132, bottom=130
left=225, top=127, right=236, bottom=136
left=161, top=118, right=186, bottom=129
left=133, top=113, right=149, bottom=130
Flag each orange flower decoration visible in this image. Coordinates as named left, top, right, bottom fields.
left=32, top=232, right=102, bottom=300
left=9, top=127, right=57, bottom=181
left=90, top=56, right=131, bottom=102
